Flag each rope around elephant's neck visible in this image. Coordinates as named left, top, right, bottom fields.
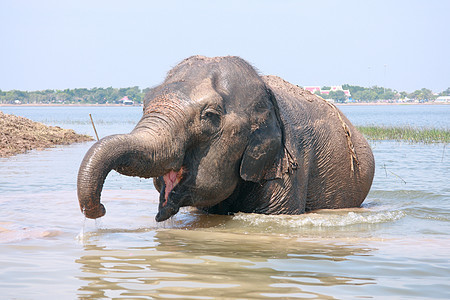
left=317, top=96, right=360, bottom=173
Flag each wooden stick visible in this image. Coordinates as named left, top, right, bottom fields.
left=89, top=113, right=99, bottom=141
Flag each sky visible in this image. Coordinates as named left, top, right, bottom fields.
left=1, top=0, right=449, bottom=93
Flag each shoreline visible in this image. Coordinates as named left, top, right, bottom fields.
left=0, top=103, right=138, bottom=107
left=0, top=102, right=448, bottom=107
left=338, top=102, right=450, bottom=106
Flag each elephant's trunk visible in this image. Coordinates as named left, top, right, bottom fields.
left=77, top=126, right=185, bottom=219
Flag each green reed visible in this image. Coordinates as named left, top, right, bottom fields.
left=356, top=126, right=450, bottom=143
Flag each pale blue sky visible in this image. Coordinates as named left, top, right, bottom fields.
left=1, top=0, right=448, bottom=93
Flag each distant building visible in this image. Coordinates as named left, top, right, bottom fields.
left=435, top=96, right=450, bottom=103
left=304, top=85, right=351, bottom=97
left=120, top=96, right=134, bottom=105
left=304, top=86, right=321, bottom=94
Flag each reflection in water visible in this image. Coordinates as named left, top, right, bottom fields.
left=76, top=229, right=375, bottom=299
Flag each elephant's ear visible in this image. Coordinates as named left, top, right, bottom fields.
left=240, top=88, right=286, bottom=182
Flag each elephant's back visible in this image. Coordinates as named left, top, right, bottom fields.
left=262, top=75, right=334, bottom=123
left=262, top=75, right=374, bottom=210
left=262, top=75, right=318, bottom=102
left=262, top=75, right=344, bottom=136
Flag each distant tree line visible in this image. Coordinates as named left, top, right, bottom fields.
left=313, top=85, right=449, bottom=103
left=1, top=85, right=449, bottom=105
left=314, top=90, right=348, bottom=103
left=0, top=87, right=149, bottom=104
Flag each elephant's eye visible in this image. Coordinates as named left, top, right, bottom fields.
left=201, top=108, right=221, bottom=127
left=205, top=111, right=217, bottom=118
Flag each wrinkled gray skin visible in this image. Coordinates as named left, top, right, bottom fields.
left=77, top=56, right=375, bottom=222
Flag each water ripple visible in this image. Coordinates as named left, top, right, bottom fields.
left=232, top=209, right=405, bottom=228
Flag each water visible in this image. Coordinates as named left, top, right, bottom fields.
left=338, top=104, right=450, bottom=129
left=1, top=105, right=449, bottom=299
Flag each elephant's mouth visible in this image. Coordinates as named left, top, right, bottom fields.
left=156, top=167, right=187, bottom=222
left=163, top=168, right=183, bottom=206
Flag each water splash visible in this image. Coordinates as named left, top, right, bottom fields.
left=95, top=218, right=103, bottom=228
left=232, top=209, right=406, bottom=229
left=76, top=216, right=87, bottom=243
left=156, top=207, right=194, bottom=229
left=76, top=215, right=105, bottom=244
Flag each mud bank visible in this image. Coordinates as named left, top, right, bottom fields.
left=0, top=111, right=93, bottom=157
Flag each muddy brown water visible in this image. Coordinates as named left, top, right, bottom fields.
left=0, top=106, right=449, bottom=299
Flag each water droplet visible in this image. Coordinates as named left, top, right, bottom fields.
left=95, top=217, right=103, bottom=229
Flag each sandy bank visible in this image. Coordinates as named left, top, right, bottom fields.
left=0, top=111, right=93, bottom=157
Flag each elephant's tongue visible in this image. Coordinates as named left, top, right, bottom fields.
left=162, top=169, right=183, bottom=207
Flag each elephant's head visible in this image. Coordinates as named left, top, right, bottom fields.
left=77, top=56, right=285, bottom=222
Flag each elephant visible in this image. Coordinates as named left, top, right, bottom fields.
left=77, top=55, right=375, bottom=222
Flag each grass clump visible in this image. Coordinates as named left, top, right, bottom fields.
left=356, top=126, right=450, bottom=143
